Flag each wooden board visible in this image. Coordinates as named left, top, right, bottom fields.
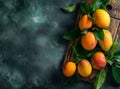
left=63, top=0, right=120, bottom=82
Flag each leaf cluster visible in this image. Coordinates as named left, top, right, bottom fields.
left=80, top=0, right=110, bottom=17
left=105, top=42, right=120, bottom=85
left=73, top=44, right=102, bottom=64
left=64, top=27, right=105, bottom=41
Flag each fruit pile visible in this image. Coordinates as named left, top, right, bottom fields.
left=62, top=0, right=120, bottom=89
left=63, top=9, right=111, bottom=77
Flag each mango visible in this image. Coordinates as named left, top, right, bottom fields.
left=63, top=61, right=76, bottom=77
left=91, top=52, right=106, bottom=70
left=93, top=9, right=110, bottom=28
left=78, top=59, right=92, bottom=77
left=81, top=31, right=97, bottom=50
left=79, top=15, right=93, bottom=31
left=99, top=30, right=113, bottom=51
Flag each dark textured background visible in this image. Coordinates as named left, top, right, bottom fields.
left=0, top=0, right=120, bottom=89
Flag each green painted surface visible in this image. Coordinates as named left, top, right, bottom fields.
left=0, top=0, right=120, bottom=89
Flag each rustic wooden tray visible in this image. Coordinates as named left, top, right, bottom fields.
left=63, top=0, right=120, bottom=83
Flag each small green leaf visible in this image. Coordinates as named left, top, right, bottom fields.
left=107, top=60, right=113, bottom=66
left=109, top=41, right=119, bottom=54
left=94, top=29, right=104, bottom=41
left=81, top=29, right=89, bottom=35
left=114, top=59, right=120, bottom=65
left=112, top=66, right=120, bottom=84
left=75, top=57, right=82, bottom=64
left=80, top=3, right=89, bottom=14
left=111, top=51, right=120, bottom=68
left=115, top=65, right=120, bottom=68
left=114, top=56, right=120, bottom=60
left=87, top=47, right=101, bottom=57
left=90, top=0, right=108, bottom=13
left=73, top=45, right=81, bottom=57
left=114, top=51, right=120, bottom=56
left=94, top=69, right=106, bottom=89
left=101, top=0, right=110, bottom=5
left=112, top=50, right=120, bottom=61
left=62, top=3, right=77, bottom=13
left=88, top=13, right=94, bottom=20
left=72, top=45, right=88, bottom=58
left=63, top=30, right=81, bottom=40
left=90, top=0, right=103, bottom=12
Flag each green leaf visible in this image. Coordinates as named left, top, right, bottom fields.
left=94, top=69, right=106, bottom=89
left=94, top=29, right=104, bottom=41
left=109, top=41, right=119, bottom=54
left=111, top=50, right=120, bottom=68
left=73, top=45, right=81, bottom=57
left=81, top=29, right=89, bottom=35
left=114, top=59, right=120, bottom=65
left=101, top=0, right=110, bottom=5
left=62, top=3, right=77, bottom=13
left=115, top=65, right=120, bottom=68
left=73, top=45, right=102, bottom=60
left=72, top=45, right=88, bottom=58
left=113, top=56, right=120, bottom=61
left=107, top=59, right=113, bottom=66
left=112, top=51, right=120, bottom=61
left=75, top=57, right=82, bottom=64
left=87, top=47, right=101, bottom=57
left=90, top=0, right=103, bottom=12
left=90, top=0, right=109, bottom=13
left=88, top=13, right=94, bottom=20
left=80, top=3, right=89, bottom=14
left=63, top=30, right=81, bottom=40
left=112, top=66, right=120, bottom=84
left=114, top=51, right=120, bottom=56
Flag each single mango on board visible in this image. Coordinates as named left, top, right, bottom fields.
left=63, top=61, right=76, bottom=77
left=93, top=9, right=110, bottom=28
left=78, top=59, right=92, bottom=77
left=79, top=15, right=93, bottom=31
left=81, top=31, right=97, bottom=50
left=91, top=52, right=106, bottom=70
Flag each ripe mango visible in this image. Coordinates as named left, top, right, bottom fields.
left=79, top=15, right=93, bottom=31
left=93, top=9, right=110, bottom=28
left=91, top=52, right=106, bottom=70
left=63, top=62, right=76, bottom=77
left=78, top=59, right=92, bottom=77
left=81, top=31, right=97, bottom=50
left=99, top=30, right=113, bottom=51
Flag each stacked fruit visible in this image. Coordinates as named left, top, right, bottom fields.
left=63, top=8, right=112, bottom=77
left=62, top=0, right=120, bottom=89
